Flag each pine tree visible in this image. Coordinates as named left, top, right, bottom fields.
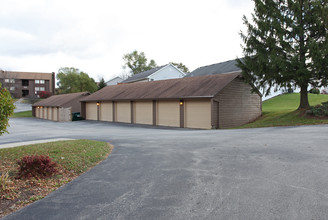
left=98, top=77, right=107, bottom=90
left=237, top=0, right=328, bottom=109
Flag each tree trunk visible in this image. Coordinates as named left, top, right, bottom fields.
left=298, top=84, right=310, bottom=110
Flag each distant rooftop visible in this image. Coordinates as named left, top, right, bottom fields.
left=186, top=59, right=242, bottom=77
left=121, top=65, right=167, bottom=83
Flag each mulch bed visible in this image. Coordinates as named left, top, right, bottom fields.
left=0, top=160, right=78, bottom=218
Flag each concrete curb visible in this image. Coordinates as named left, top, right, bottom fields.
left=0, top=138, right=76, bottom=149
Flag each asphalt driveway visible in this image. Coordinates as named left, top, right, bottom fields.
left=1, top=118, right=328, bottom=220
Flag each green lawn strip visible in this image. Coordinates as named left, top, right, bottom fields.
left=238, top=93, right=328, bottom=128
left=11, top=110, right=33, bottom=118
left=0, top=140, right=112, bottom=174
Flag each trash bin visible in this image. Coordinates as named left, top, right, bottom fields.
left=72, top=112, right=84, bottom=121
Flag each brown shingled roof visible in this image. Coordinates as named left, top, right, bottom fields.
left=33, top=92, right=90, bottom=107
left=1, top=71, right=53, bottom=80
left=81, top=72, right=240, bottom=102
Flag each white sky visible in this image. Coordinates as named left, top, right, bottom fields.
left=0, top=0, right=254, bottom=82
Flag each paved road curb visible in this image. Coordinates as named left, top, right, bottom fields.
left=0, top=138, right=76, bottom=149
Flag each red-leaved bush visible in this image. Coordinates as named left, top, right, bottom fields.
left=38, top=91, right=52, bottom=99
left=16, top=155, right=58, bottom=179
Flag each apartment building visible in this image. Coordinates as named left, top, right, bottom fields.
left=0, top=70, right=55, bottom=98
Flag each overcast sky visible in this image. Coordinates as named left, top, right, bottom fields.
left=0, top=0, right=254, bottom=81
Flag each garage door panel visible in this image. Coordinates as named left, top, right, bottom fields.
left=185, top=100, right=211, bottom=129
left=86, top=103, right=97, bottom=120
left=116, top=102, right=131, bottom=123
left=100, top=102, right=113, bottom=121
left=36, top=108, right=40, bottom=118
left=135, top=102, right=152, bottom=125
left=53, top=108, right=58, bottom=121
left=48, top=107, right=52, bottom=120
left=157, top=101, right=179, bottom=127
left=43, top=107, right=48, bottom=119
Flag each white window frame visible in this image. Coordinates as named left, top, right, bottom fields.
left=40, top=80, right=45, bottom=84
left=35, top=80, right=40, bottom=84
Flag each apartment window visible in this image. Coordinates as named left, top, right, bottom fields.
left=40, top=80, right=45, bottom=84
left=5, top=79, right=15, bottom=83
left=40, top=87, right=45, bottom=91
left=35, top=80, right=40, bottom=84
left=10, top=87, right=15, bottom=91
left=35, top=87, right=40, bottom=92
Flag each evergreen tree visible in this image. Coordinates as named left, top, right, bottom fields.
left=237, top=0, right=328, bottom=109
left=98, top=77, right=107, bottom=90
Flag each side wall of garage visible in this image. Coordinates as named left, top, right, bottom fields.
left=184, top=100, right=211, bottom=129
left=215, top=78, right=262, bottom=128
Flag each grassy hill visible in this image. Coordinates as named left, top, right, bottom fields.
left=239, top=93, right=328, bottom=128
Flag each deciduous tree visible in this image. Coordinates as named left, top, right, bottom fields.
left=122, top=50, right=157, bottom=75
left=237, top=0, right=328, bottom=109
left=56, top=67, right=98, bottom=94
left=170, top=62, right=190, bottom=73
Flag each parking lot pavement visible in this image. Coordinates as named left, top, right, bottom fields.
left=2, top=118, right=328, bottom=220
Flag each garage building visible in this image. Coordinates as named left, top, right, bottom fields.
left=81, top=73, right=262, bottom=129
left=33, top=92, right=90, bottom=122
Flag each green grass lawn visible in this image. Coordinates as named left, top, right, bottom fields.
left=11, top=110, right=33, bottom=118
left=0, top=139, right=112, bottom=174
left=238, top=93, right=328, bottom=128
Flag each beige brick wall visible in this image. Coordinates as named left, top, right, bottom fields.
left=215, top=78, right=262, bottom=128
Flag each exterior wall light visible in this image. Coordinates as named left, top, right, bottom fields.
left=179, top=100, right=184, bottom=105
left=96, top=102, right=100, bottom=106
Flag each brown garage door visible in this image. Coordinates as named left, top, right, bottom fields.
left=86, top=102, right=97, bottom=120
left=135, top=101, right=152, bottom=125
left=100, top=102, right=113, bottom=122
left=157, top=101, right=179, bottom=127
left=116, top=102, right=131, bottom=123
left=185, top=100, right=211, bottom=129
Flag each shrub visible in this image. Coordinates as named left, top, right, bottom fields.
left=307, top=101, right=328, bottom=117
left=16, top=155, right=58, bottom=179
left=309, top=88, right=320, bottom=94
left=38, top=91, right=52, bottom=99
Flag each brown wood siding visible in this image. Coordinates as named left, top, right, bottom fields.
left=99, top=102, right=113, bottom=122
left=184, top=100, right=211, bottom=129
left=215, top=78, right=261, bottom=128
left=135, top=101, right=153, bottom=125
left=116, top=102, right=131, bottom=123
